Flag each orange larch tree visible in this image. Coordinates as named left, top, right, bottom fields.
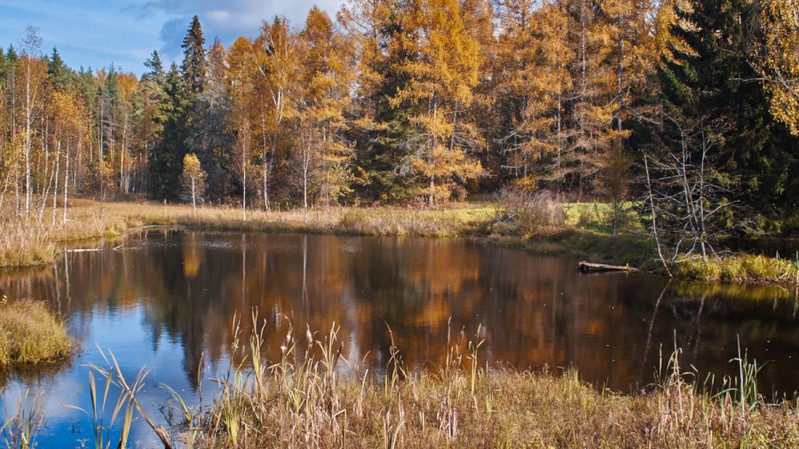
left=297, top=6, right=353, bottom=220
left=395, top=0, right=483, bottom=206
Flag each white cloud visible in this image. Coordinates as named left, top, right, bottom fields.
left=0, top=0, right=344, bottom=75
left=142, top=0, right=343, bottom=59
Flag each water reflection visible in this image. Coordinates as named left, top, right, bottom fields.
left=2, top=231, right=799, bottom=444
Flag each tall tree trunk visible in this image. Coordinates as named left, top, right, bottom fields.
left=120, top=111, right=128, bottom=194
left=428, top=98, right=438, bottom=208
left=643, top=154, right=672, bottom=277
left=191, top=176, right=196, bottom=211
left=242, top=142, right=248, bottom=222
left=268, top=156, right=269, bottom=212
left=8, top=71, right=18, bottom=216
left=39, top=110, right=51, bottom=225
left=261, top=114, right=270, bottom=212
left=15, top=170, right=19, bottom=217
left=24, top=56, right=32, bottom=222
left=63, top=141, right=69, bottom=224
left=303, top=139, right=310, bottom=223
left=98, top=93, right=105, bottom=200
left=75, top=138, right=82, bottom=195
left=52, top=140, right=61, bottom=227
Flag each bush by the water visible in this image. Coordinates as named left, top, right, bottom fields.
left=0, top=299, right=72, bottom=366
left=672, top=254, right=799, bottom=284
left=493, top=188, right=566, bottom=234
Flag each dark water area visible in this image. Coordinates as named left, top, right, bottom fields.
left=2, top=230, right=799, bottom=447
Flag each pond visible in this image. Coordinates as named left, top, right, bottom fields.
left=2, top=230, right=799, bottom=446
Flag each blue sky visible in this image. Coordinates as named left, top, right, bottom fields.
left=0, top=0, right=343, bottom=75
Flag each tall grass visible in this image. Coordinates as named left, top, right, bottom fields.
left=0, top=200, right=496, bottom=269
left=0, top=390, right=45, bottom=449
left=672, top=253, right=799, bottom=284
left=2, top=315, right=798, bottom=447
left=0, top=299, right=72, bottom=367
left=0, top=225, right=56, bottom=268
left=492, top=188, right=566, bottom=236
left=64, top=348, right=172, bottom=449
left=172, top=316, right=799, bottom=447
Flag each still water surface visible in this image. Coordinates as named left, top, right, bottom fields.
left=2, top=230, right=799, bottom=446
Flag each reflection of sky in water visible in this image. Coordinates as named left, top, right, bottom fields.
left=0, top=304, right=225, bottom=448
left=0, top=231, right=799, bottom=445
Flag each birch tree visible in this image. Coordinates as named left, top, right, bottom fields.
left=180, top=152, right=207, bottom=210
left=253, top=17, right=299, bottom=211
left=20, top=26, right=45, bottom=221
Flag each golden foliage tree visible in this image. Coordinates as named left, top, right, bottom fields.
left=48, top=90, right=90, bottom=224
left=751, top=0, right=799, bottom=136
left=337, top=0, right=392, bottom=137
left=297, top=6, right=353, bottom=219
left=253, top=17, right=300, bottom=211
left=180, top=152, right=207, bottom=210
left=395, top=0, right=484, bottom=205
left=227, top=37, right=256, bottom=219
left=494, top=0, right=572, bottom=187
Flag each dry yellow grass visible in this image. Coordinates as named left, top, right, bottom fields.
left=179, top=323, right=799, bottom=448
left=0, top=299, right=72, bottom=366
left=1, top=315, right=795, bottom=447
left=0, top=200, right=497, bottom=269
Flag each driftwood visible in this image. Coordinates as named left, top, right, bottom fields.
left=578, top=261, right=638, bottom=274
left=123, top=224, right=188, bottom=234
left=63, top=247, right=102, bottom=253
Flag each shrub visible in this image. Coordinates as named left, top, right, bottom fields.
left=494, top=189, right=566, bottom=234
left=0, top=299, right=72, bottom=366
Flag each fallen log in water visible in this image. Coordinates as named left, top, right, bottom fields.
left=63, top=247, right=102, bottom=253
left=578, top=261, right=638, bottom=274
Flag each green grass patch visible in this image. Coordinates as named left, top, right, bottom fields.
left=0, top=299, right=72, bottom=367
left=563, top=201, right=642, bottom=232
left=513, top=227, right=658, bottom=268
left=672, top=254, right=799, bottom=284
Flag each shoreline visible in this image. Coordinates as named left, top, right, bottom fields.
left=1, top=199, right=797, bottom=286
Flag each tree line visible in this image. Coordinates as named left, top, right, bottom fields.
left=1, top=0, right=797, bottom=234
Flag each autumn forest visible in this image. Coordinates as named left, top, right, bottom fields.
left=5, top=1, right=799, bottom=445
left=1, top=0, right=798, bottom=237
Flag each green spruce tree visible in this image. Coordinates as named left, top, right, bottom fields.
left=150, top=17, right=209, bottom=200
left=181, top=15, right=207, bottom=95
left=656, top=0, right=799, bottom=237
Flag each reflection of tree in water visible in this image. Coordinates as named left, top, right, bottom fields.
left=633, top=281, right=799, bottom=396
left=3, top=232, right=799, bottom=397
left=0, top=355, right=73, bottom=391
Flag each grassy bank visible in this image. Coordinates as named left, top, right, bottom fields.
left=6, top=322, right=795, bottom=448
left=672, top=253, right=799, bottom=284
left=196, top=363, right=798, bottom=448
left=0, top=200, right=498, bottom=269
left=195, top=369, right=799, bottom=448
left=2, top=199, right=798, bottom=285
left=0, top=299, right=72, bottom=367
